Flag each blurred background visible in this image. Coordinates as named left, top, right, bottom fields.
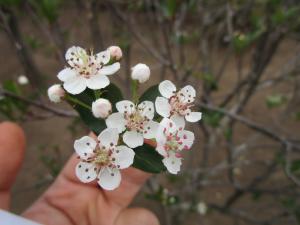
left=0, top=0, right=300, bottom=224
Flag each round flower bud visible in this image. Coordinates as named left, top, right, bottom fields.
left=131, top=63, right=150, bottom=83
left=47, top=84, right=65, bottom=103
left=17, top=75, right=29, bottom=85
left=107, top=46, right=122, bottom=61
left=92, top=98, right=112, bottom=118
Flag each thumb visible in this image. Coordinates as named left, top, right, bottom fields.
left=115, top=208, right=160, bottom=225
left=0, top=122, right=26, bottom=210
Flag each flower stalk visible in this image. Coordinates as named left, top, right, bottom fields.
left=65, top=95, right=91, bottom=110
left=131, top=79, right=139, bottom=103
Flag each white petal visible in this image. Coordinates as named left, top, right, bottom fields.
left=163, top=152, right=182, bottom=174
left=170, top=114, right=185, bottom=130
left=155, top=118, right=177, bottom=145
left=178, top=85, right=196, bottom=103
left=75, top=161, right=97, bottom=183
left=155, top=128, right=167, bottom=147
left=159, top=80, right=176, bottom=98
left=123, top=131, right=144, bottom=148
left=65, top=46, right=86, bottom=67
left=138, top=101, right=154, bottom=119
left=158, top=118, right=178, bottom=135
left=98, top=167, right=121, bottom=190
left=57, top=68, right=77, bottom=81
left=177, top=130, right=195, bottom=150
left=143, top=120, right=159, bottom=139
left=185, top=112, right=202, bottom=122
left=86, top=75, right=110, bottom=90
left=105, top=112, right=126, bottom=133
left=156, top=143, right=167, bottom=156
left=96, top=50, right=110, bottom=64
left=155, top=97, right=171, bottom=117
left=63, top=76, right=86, bottom=95
left=74, top=136, right=96, bottom=160
left=99, top=63, right=120, bottom=76
left=116, top=100, right=136, bottom=114
left=98, top=128, right=119, bottom=148
left=112, top=145, right=135, bottom=169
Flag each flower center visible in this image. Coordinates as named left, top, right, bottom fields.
left=169, top=92, right=193, bottom=116
left=164, top=133, right=182, bottom=152
left=69, top=51, right=103, bottom=79
left=125, top=109, right=149, bottom=133
left=93, top=149, right=110, bottom=165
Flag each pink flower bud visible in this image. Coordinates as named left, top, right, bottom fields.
left=107, top=46, right=122, bottom=61
left=92, top=98, right=112, bottom=118
left=47, top=84, right=65, bottom=103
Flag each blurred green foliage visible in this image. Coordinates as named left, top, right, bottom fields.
left=0, top=80, right=27, bottom=120
left=28, top=0, right=62, bottom=23
left=265, top=93, right=287, bottom=108
left=39, top=145, right=63, bottom=177
left=146, top=185, right=180, bottom=206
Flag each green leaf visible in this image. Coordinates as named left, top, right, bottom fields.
left=67, top=84, right=123, bottom=135
left=139, top=84, right=159, bottom=103
left=202, top=109, right=223, bottom=127
left=224, top=128, right=232, bottom=141
left=2, top=80, right=28, bottom=113
left=265, top=94, right=287, bottom=108
left=161, top=0, right=178, bottom=19
left=0, top=0, right=21, bottom=6
left=295, top=112, right=300, bottom=121
left=29, top=0, right=61, bottom=23
left=101, top=83, right=123, bottom=111
left=291, top=160, right=300, bottom=174
left=201, top=73, right=218, bottom=91
left=132, top=143, right=166, bottom=173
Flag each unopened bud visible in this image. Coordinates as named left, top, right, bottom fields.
left=92, top=98, right=112, bottom=118
left=131, top=63, right=150, bottom=83
left=48, top=84, right=65, bottom=103
left=17, top=75, right=29, bottom=85
left=107, top=46, right=122, bottom=61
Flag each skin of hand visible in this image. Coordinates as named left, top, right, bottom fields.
left=0, top=122, right=159, bottom=225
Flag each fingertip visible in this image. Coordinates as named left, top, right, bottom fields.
left=0, top=122, right=26, bottom=189
left=0, top=122, right=26, bottom=150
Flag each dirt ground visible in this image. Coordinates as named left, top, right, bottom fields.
left=0, top=9, right=299, bottom=225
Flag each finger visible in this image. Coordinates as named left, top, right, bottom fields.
left=104, top=167, right=151, bottom=209
left=0, top=122, right=25, bottom=210
left=115, top=207, right=160, bottom=225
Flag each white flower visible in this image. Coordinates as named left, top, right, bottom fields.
left=106, top=100, right=159, bottom=148
left=196, top=202, right=207, bottom=215
left=131, top=63, right=150, bottom=83
left=92, top=98, right=112, bottom=118
left=47, top=84, right=65, bottom=103
left=155, top=118, right=194, bottom=174
left=74, top=128, right=135, bottom=190
left=107, top=46, right=122, bottom=61
left=155, top=80, right=202, bottom=129
left=17, top=75, right=29, bottom=85
left=57, top=46, right=120, bottom=95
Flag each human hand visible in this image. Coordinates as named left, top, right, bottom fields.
left=0, top=122, right=159, bottom=225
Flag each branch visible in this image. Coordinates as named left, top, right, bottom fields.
left=199, top=103, right=292, bottom=145
left=0, top=89, right=77, bottom=118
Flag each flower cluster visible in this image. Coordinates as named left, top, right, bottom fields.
left=48, top=46, right=202, bottom=190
